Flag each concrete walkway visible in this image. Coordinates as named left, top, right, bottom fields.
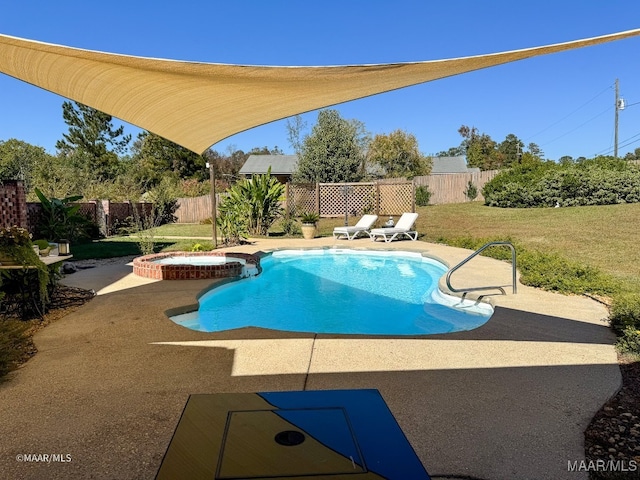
left=0, top=238, right=619, bottom=480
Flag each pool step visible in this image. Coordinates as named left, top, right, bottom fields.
left=241, top=263, right=259, bottom=278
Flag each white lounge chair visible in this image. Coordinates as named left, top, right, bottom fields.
left=369, top=212, right=419, bottom=242
left=333, top=214, right=379, bottom=240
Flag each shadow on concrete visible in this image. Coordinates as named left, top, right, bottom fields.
left=23, top=264, right=617, bottom=480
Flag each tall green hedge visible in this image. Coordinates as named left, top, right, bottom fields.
left=483, top=157, right=640, bottom=208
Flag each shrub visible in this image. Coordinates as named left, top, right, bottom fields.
left=609, top=293, right=640, bottom=332
left=144, top=180, right=178, bottom=225
left=280, top=214, right=301, bottom=236
left=464, top=180, right=478, bottom=201
left=415, top=186, right=431, bottom=206
left=616, top=326, right=640, bottom=357
left=483, top=157, right=640, bottom=208
left=218, top=168, right=284, bottom=236
left=190, top=242, right=213, bottom=252
left=435, top=235, right=618, bottom=296
left=130, top=208, right=160, bottom=255
left=217, top=198, right=249, bottom=246
left=33, top=188, right=95, bottom=242
left=518, top=250, right=618, bottom=296
left=0, top=227, right=50, bottom=316
left=0, top=226, right=32, bottom=247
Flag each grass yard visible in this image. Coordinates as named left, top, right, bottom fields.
left=70, top=201, right=639, bottom=293
left=415, top=202, right=640, bottom=291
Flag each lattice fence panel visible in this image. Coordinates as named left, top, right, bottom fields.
left=319, top=183, right=376, bottom=217
left=378, top=182, right=414, bottom=215
left=288, top=183, right=316, bottom=216
left=289, top=181, right=414, bottom=217
left=75, top=202, right=98, bottom=223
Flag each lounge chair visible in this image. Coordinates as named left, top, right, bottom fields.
left=332, top=214, right=379, bottom=240
left=369, top=212, right=419, bottom=242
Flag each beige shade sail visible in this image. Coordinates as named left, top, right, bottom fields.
left=1, top=29, right=639, bottom=154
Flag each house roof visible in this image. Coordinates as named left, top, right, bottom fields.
left=239, top=155, right=298, bottom=175
left=430, top=156, right=478, bottom=174
left=239, top=154, right=388, bottom=177
left=1, top=30, right=638, bottom=154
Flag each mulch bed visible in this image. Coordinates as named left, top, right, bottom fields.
left=584, top=355, right=640, bottom=479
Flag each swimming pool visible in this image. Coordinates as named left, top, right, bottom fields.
left=170, top=249, right=493, bottom=335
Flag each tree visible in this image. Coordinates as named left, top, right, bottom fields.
left=367, top=129, right=431, bottom=178
left=247, top=146, right=284, bottom=155
left=56, top=101, right=131, bottom=180
left=435, top=146, right=466, bottom=157
left=527, top=142, right=544, bottom=159
left=0, top=139, right=51, bottom=192
left=458, top=125, right=499, bottom=170
left=497, top=133, right=524, bottom=167
left=294, top=109, right=368, bottom=183
left=623, top=147, right=640, bottom=161
left=30, top=151, right=94, bottom=200
left=131, top=131, right=206, bottom=185
left=286, top=115, right=308, bottom=154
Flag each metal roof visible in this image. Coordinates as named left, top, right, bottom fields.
left=239, top=155, right=298, bottom=175
left=430, top=156, right=472, bottom=174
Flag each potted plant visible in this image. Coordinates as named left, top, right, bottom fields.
left=300, top=212, right=320, bottom=239
left=0, top=226, right=33, bottom=265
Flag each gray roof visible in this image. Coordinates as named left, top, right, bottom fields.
left=239, top=155, right=298, bottom=175
left=430, top=155, right=475, bottom=174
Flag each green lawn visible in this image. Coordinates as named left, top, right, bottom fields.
left=151, top=223, right=214, bottom=238
left=415, top=202, right=640, bottom=290
left=72, top=202, right=640, bottom=292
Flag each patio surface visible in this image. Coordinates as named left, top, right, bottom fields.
left=0, top=237, right=619, bottom=480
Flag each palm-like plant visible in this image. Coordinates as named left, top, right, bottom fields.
left=34, top=188, right=87, bottom=241
left=217, top=168, right=285, bottom=238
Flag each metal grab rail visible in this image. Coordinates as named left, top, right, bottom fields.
left=445, top=241, right=517, bottom=295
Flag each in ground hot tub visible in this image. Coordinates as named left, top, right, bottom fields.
left=133, top=251, right=260, bottom=280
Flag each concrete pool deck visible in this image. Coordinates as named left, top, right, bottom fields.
left=0, top=237, right=619, bottom=479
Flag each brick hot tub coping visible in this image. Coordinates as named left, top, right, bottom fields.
left=133, top=251, right=261, bottom=280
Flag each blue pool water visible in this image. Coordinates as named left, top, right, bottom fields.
left=170, top=249, right=493, bottom=335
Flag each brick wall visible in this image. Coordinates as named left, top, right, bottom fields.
left=0, top=181, right=28, bottom=229
left=1, top=183, right=154, bottom=237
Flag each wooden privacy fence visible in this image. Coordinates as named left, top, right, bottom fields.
left=412, top=170, right=499, bottom=204
left=287, top=181, right=414, bottom=217
left=171, top=171, right=501, bottom=223
left=174, top=194, right=226, bottom=223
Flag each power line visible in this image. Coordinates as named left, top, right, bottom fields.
left=524, top=84, right=612, bottom=142
left=596, top=131, right=640, bottom=156
left=539, top=106, right=612, bottom=147
left=623, top=100, right=640, bottom=108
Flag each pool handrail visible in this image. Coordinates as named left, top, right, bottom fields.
left=445, top=241, right=517, bottom=295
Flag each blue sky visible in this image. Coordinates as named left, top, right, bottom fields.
left=1, top=1, right=640, bottom=160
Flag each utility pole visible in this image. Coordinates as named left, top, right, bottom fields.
left=614, top=78, right=619, bottom=159
left=208, top=160, right=217, bottom=248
